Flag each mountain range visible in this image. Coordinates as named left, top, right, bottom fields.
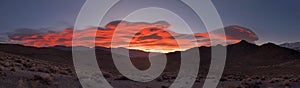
left=280, top=42, right=300, bottom=52
left=0, top=40, right=300, bottom=87
left=0, top=40, right=299, bottom=74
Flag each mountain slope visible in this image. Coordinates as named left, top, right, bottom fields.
left=164, top=40, right=300, bottom=75
left=0, top=51, right=80, bottom=88
left=280, top=42, right=300, bottom=52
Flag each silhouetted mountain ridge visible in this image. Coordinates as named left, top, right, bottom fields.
left=0, top=40, right=300, bottom=75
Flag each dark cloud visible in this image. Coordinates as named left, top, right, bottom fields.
left=7, top=28, right=55, bottom=37
left=56, top=38, right=72, bottom=42
left=79, top=36, right=106, bottom=41
left=138, top=34, right=163, bottom=40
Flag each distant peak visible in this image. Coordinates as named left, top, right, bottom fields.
left=239, top=40, right=249, bottom=43
left=229, top=40, right=258, bottom=47
left=236, top=40, right=253, bottom=45
left=261, top=42, right=278, bottom=47
left=213, top=44, right=224, bottom=47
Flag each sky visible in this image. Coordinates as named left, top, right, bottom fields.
left=0, top=0, right=299, bottom=45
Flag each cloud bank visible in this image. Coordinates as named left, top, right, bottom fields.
left=6, top=21, right=258, bottom=53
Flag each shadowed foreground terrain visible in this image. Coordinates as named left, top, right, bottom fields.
left=0, top=40, right=300, bottom=88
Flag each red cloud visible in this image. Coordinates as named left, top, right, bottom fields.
left=8, top=21, right=258, bottom=53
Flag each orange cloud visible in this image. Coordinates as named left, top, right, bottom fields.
left=8, top=21, right=258, bottom=53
